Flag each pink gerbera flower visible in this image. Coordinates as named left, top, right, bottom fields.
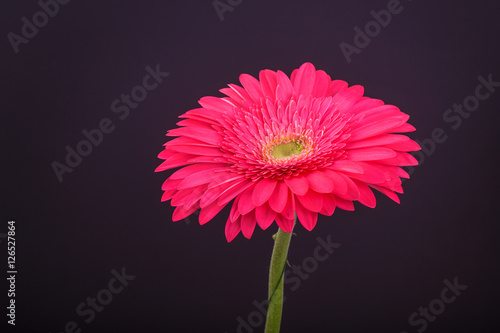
left=156, top=63, right=420, bottom=242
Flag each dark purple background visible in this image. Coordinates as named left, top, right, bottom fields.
left=2, top=0, right=500, bottom=332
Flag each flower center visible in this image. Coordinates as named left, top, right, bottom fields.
left=270, top=141, right=305, bottom=159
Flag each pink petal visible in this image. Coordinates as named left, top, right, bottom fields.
left=373, top=152, right=418, bottom=166
left=353, top=180, right=376, bottom=208
left=241, top=211, right=257, bottom=239
left=330, top=160, right=364, bottom=174
left=201, top=176, right=247, bottom=208
left=311, top=70, right=331, bottom=97
left=170, top=163, right=226, bottom=180
left=305, top=170, right=334, bottom=193
left=155, top=153, right=196, bottom=172
left=217, top=179, right=254, bottom=206
left=199, top=200, right=226, bottom=225
left=370, top=185, right=400, bottom=204
left=323, top=169, right=348, bottom=195
left=345, top=134, right=409, bottom=149
left=319, top=193, right=336, bottom=216
left=167, top=127, right=222, bottom=146
left=349, top=98, right=384, bottom=114
left=252, top=178, right=278, bottom=207
left=238, top=186, right=256, bottom=215
left=341, top=162, right=387, bottom=184
left=198, top=96, right=235, bottom=113
left=347, top=147, right=397, bottom=161
left=384, top=139, right=421, bottom=152
left=259, top=69, right=278, bottom=98
left=275, top=70, right=295, bottom=101
left=229, top=196, right=241, bottom=222
left=290, top=68, right=298, bottom=83
left=392, top=183, right=404, bottom=194
left=227, top=84, right=254, bottom=103
left=157, top=149, right=175, bottom=160
left=383, top=165, right=410, bottom=179
left=177, top=169, right=228, bottom=190
left=349, top=115, right=409, bottom=141
left=284, top=175, right=309, bottom=195
left=269, top=181, right=289, bottom=213
left=255, top=203, right=277, bottom=230
left=219, top=88, right=244, bottom=104
left=161, top=178, right=182, bottom=191
left=167, top=145, right=222, bottom=156
left=186, top=155, right=224, bottom=164
left=207, top=173, right=246, bottom=189
left=161, top=189, right=176, bottom=202
left=225, top=216, right=241, bottom=242
left=180, top=107, right=222, bottom=124
left=281, top=191, right=296, bottom=220
left=220, top=84, right=254, bottom=105
left=292, top=62, right=316, bottom=97
left=353, top=105, right=402, bottom=123
left=275, top=214, right=294, bottom=233
left=327, top=80, right=348, bottom=96
left=183, top=185, right=208, bottom=209
left=335, top=197, right=355, bottom=211
left=164, top=136, right=216, bottom=148
left=171, top=189, right=194, bottom=206
left=296, top=190, right=323, bottom=212
left=239, top=74, right=264, bottom=103
left=335, top=173, right=360, bottom=201
left=176, top=118, right=214, bottom=129
left=391, top=123, right=416, bottom=133
left=296, top=200, right=318, bottom=231
left=330, top=85, right=364, bottom=111
left=172, top=204, right=200, bottom=222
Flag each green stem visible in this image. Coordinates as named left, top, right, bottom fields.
left=264, top=217, right=296, bottom=333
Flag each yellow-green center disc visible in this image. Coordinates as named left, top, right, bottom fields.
left=270, top=141, right=304, bottom=159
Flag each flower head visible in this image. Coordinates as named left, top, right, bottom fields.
left=156, top=63, right=420, bottom=241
